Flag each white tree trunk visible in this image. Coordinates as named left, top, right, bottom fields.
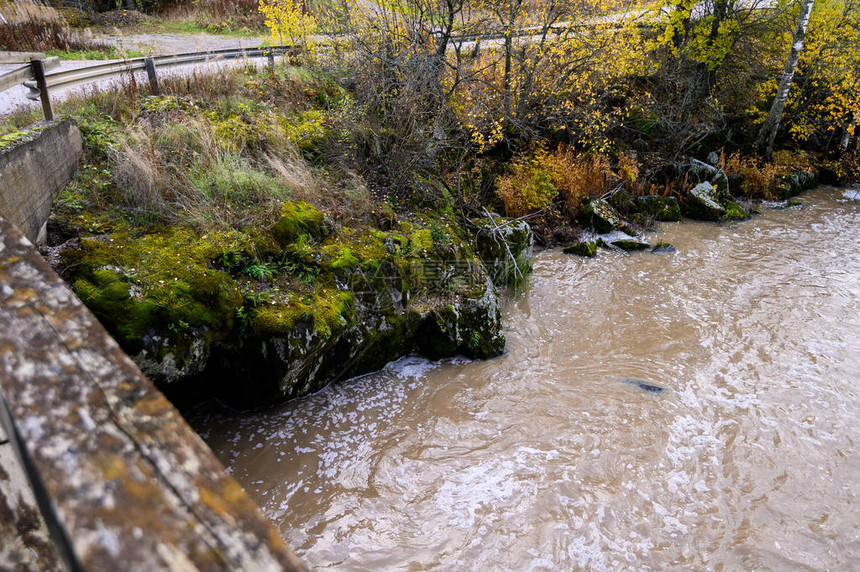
left=756, top=0, right=815, bottom=160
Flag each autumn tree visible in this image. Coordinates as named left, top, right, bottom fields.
left=755, top=0, right=815, bottom=160
left=773, top=0, right=860, bottom=154
left=640, top=0, right=793, bottom=153
left=455, top=0, right=645, bottom=151
left=259, top=0, right=316, bottom=51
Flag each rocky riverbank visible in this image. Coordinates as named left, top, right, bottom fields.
left=555, top=155, right=819, bottom=257
left=52, top=201, right=532, bottom=409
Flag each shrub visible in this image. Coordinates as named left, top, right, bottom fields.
left=545, top=147, right=613, bottom=216
left=496, top=148, right=558, bottom=218
left=164, top=0, right=266, bottom=30
left=721, top=152, right=779, bottom=199
left=0, top=4, right=108, bottom=53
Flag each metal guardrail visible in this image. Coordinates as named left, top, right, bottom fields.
left=36, top=45, right=296, bottom=91
left=1, top=46, right=297, bottom=121
left=0, top=57, right=60, bottom=93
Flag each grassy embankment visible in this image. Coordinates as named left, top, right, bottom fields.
left=1, top=61, right=529, bottom=406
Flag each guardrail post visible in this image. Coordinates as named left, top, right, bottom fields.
left=30, top=59, right=53, bottom=121
left=144, top=57, right=160, bottom=95
left=267, top=50, right=275, bottom=72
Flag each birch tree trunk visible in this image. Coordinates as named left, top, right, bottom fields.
left=755, top=0, right=815, bottom=161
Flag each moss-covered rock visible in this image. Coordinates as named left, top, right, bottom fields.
left=611, top=239, right=650, bottom=252
left=577, top=198, right=621, bottom=233
left=775, top=170, right=818, bottom=199
left=651, top=242, right=676, bottom=254
left=474, top=217, right=533, bottom=288
left=271, top=201, right=331, bottom=246
left=722, top=201, right=750, bottom=221
left=563, top=241, right=597, bottom=257
left=59, top=208, right=524, bottom=408
left=683, top=182, right=725, bottom=221
left=62, top=229, right=244, bottom=383
left=634, top=195, right=681, bottom=222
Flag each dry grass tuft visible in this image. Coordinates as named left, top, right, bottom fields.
left=0, top=3, right=108, bottom=52
left=721, top=152, right=780, bottom=199
left=546, top=147, right=614, bottom=215
left=111, top=116, right=317, bottom=230
left=163, top=0, right=265, bottom=31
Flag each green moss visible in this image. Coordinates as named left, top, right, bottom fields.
left=251, top=289, right=354, bottom=339
left=0, top=131, right=29, bottom=150
left=0, top=124, right=49, bottom=151
left=330, top=248, right=360, bottom=270
left=409, top=228, right=434, bottom=252
left=611, top=239, right=649, bottom=252
left=634, top=195, right=681, bottom=222
left=563, top=241, right=597, bottom=257
left=722, top=201, right=750, bottom=221
left=271, top=201, right=329, bottom=246
left=280, top=109, right=330, bottom=154
left=64, top=229, right=244, bottom=357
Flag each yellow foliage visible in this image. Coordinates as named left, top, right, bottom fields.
left=783, top=0, right=860, bottom=145
left=496, top=147, right=558, bottom=218
left=721, top=152, right=779, bottom=199
left=258, top=0, right=316, bottom=48
left=544, top=147, right=613, bottom=215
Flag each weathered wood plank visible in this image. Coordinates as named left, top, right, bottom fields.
left=0, top=215, right=305, bottom=571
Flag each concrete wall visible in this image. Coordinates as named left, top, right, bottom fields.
left=0, top=120, right=82, bottom=243
left=0, top=214, right=306, bottom=571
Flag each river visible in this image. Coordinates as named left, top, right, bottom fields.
left=191, top=187, right=860, bottom=570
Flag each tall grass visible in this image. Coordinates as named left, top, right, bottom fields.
left=0, top=2, right=108, bottom=53
left=47, top=63, right=373, bottom=233
left=162, top=0, right=266, bottom=33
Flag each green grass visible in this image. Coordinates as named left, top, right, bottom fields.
left=137, top=19, right=266, bottom=38
left=47, top=46, right=148, bottom=60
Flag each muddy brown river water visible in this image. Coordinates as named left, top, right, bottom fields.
left=191, top=187, right=860, bottom=570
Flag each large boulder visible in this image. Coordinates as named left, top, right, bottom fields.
left=474, top=217, right=533, bottom=288
left=683, top=182, right=725, bottom=221
left=578, top=198, right=621, bottom=233
left=59, top=208, right=529, bottom=409
left=775, top=170, right=818, bottom=199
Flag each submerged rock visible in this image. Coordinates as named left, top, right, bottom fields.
left=775, top=170, right=818, bottom=199
left=563, top=241, right=597, bottom=257
left=578, top=198, right=621, bottom=234
left=621, top=377, right=666, bottom=393
left=651, top=242, right=676, bottom=254
left=683, top=182, right=725, bottom=221
left=722, top=201, right=750, bottom=221
left=611, top=239, right=650, bottom=252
